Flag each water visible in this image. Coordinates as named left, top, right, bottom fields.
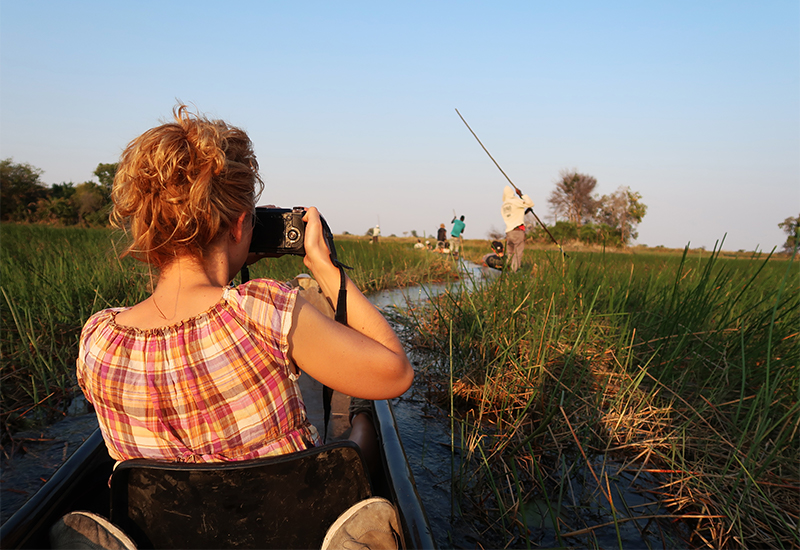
left=0, top=405, right=98, bottom=523
left=367, top=260, right=497, bottom=311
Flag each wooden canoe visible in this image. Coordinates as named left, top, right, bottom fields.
left=0, top=389, right=435, bottom=548
left=1, top=276, right=435, bottom=548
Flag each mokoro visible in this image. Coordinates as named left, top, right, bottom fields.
left=0, top=388, right=435, bottom=549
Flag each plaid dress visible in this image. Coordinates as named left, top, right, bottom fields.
left=77, top=279, right=320, bottom=463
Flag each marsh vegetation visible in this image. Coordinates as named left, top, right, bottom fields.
left=3, top=224, right=797, bottom=548
left=401, top=245, right=798, bottom=548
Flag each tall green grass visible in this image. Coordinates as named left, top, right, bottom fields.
left=0, top=225, right=456, bottom=438
left=405, top=246, right=798, bottom=548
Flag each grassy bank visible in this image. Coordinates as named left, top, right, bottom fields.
left=403, top=246, right=798, bottom=548
left=0, top=224, right=457, bottom=439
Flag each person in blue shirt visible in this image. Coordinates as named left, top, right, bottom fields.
left=450, top=215, right=466, bottom=255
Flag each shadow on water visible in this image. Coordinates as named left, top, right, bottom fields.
left=370, top=260, right=683, bottom=549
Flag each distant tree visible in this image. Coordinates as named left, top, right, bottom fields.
left=0, top=158, right=48, bottom=221
left=778, top=214, right=799, bottom=253
left=37, top=196, right=78, bottom=225
left=410, top=229, right=418, bottom=238
left=73, top=181, right=108, bottom=226
left=50, top=182, right=77, bottom=200
left=36, top=182, right=80, bottom=224
left=596, top=186, right=647, bottom=244
left=548, top=169, right=598, bottom=228
left=93, top=162, right=117, bottom=200
left=548, top=220, right=579, bottom=243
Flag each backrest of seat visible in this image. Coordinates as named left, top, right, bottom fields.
left=110, top=441, right=372, bottom=549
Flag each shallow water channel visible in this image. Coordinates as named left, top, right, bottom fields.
left=2, top=262, right=680, bottom=547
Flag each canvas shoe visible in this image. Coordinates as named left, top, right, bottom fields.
left=321, top=497, right=404, bottom=550
left=348, top=397, right=374, bottom=423
left=49, top=511, right=137, bottom=550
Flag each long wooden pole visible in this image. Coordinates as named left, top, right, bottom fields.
left=455, top=108, right=567, bottom=257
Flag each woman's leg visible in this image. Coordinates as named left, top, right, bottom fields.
left=349, top=411, right=379, bottom=476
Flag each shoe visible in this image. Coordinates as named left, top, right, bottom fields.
left=321, top=497, right=404, bottom=550
left=49, top=511, right=137, bottom=550
left=348, top=397, right=374, bottom=424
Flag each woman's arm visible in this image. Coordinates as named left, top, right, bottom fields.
left=286, top=207, right=413, bottom=399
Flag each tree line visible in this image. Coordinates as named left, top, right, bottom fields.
left=2, top=159, right=797, bottom=254
left=1, top=159, right=117, bottom=226
left=537, top=169, right=798, bottom=253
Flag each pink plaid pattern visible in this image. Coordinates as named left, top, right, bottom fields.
left=77, top=279, right=320, bottom=463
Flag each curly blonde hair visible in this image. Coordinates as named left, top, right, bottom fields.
left=111, top=105, right=263, bottom=267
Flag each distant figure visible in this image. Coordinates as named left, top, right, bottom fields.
left=372, top=224, right=380, bottom=244
left=414, top=239, right=424, bottom=249
left=482, top=240, right=505, bottom=271
left=436, top=223, right=447, bottom=245
left=501, top=186, right=534, bottom=272
left=425, top=240, right=431, bottom=250
left=450, top=215, right=465, bottom=255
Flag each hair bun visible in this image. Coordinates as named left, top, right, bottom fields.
left=111, top=105, right=263, bottom=267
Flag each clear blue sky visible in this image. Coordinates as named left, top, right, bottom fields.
left=2, top=1, right=798, bottom=251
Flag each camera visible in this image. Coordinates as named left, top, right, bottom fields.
left=249, top=206, right=306, bottom=256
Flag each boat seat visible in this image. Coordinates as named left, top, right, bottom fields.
left=109, top=441, right=372, bottom=549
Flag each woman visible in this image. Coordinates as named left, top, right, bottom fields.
left=55, top=105, right=411, bottom=549
left=76, top=105, right=413, bottom=464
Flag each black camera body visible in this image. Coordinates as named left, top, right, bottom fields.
left=249, top=206, right=306, bottom=256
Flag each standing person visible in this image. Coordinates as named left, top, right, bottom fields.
left=501, top=185, right=534, bottom=272
left=436, top=223, right=447, bottom=246
left=62, top=105, right=412, bottom=547
left=372, top=224, right=380, bottom=244
left=450, top=215, right=466, bottom=255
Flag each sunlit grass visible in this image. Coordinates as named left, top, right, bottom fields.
left=403, top=245, right=799, bottom=548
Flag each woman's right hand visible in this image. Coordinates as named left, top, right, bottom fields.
left=301, top=207, right=337, bottom=278
left=288, top=206, right=414, bottom=399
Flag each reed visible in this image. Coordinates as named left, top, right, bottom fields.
left=0, top=224, right=456, bottom=440
left=405, top=245, right=799, bottom=548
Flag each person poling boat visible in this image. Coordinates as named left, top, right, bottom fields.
left=455, top=108, right=568, bottom=261
left=58, top=105, right=414, bottom=548
left=450, top=213, right=465, bottom=258
left=501, top=186, right=535, bottom=272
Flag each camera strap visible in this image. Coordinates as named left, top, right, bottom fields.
left=320, top=265, right=348, bottom=443
left=322, top=215, right=351, bottom=441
